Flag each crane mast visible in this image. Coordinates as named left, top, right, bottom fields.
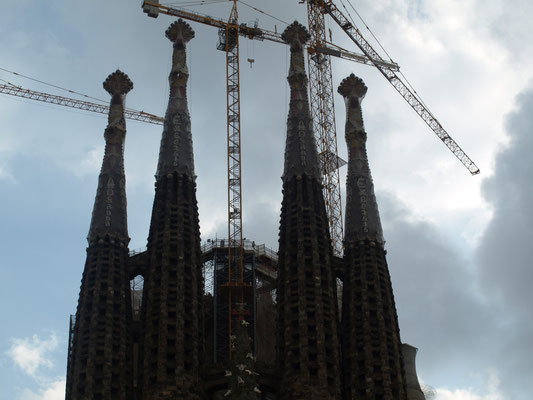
left=219, top=0, right=247, bottom=357
left=306, top=1, right=345, bottom=257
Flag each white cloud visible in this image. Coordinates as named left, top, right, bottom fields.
left=6, top=334, right=58, bottom=377
left=19, top=378, right=65, bottom=400
left=435, top=370, right=506, bottom=400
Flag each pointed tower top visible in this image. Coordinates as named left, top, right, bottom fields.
left=156, top=20, right=196, bottom=180
left=166, top=19, right=195, bottom=46
left=282, top=21, right=310, bottom=49
left=103, top=70, right=133, bottom=97
left=339, top=74, right=383, bottom=244
left=281, top=20, right=321, bottom=181
left=88, top=71, right=131, bottom=243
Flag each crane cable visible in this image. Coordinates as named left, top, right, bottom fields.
left=339, top=0, right=433, bottom=114
left=164, top=1, right=228, bottom=7
left=240, top=1, right=290, bottom=26
left=343, top=0, right=395, bottom=63
left=0, top=66, right=108, bottom=104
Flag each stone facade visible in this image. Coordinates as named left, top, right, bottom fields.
left=276, top=21, right=342, bottom=400
left=66, top=20, right=423, bottom=400
left=339, top=74, right=408, bottom=400
left=66, top=70, right=134, bottom=400
left=139, top=19, right=204, bottom=400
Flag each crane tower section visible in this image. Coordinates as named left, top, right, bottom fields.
left=306, top=1, right=345, bottom=256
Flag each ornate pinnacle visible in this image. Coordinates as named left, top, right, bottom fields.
left=338, top=73, right=367, bottom=142
left=281, top=21, right=310, bottom=49
left=88, top=71, right=132, bottom=243
left=339, top=74, right=383, bottom=244
left=156, top=20, right=195, bottom=180
left=338, top=73, right=367, bottom=100
left=103, top=70, right=133, bottom=97
left=166, top=19, right=195, bottom=46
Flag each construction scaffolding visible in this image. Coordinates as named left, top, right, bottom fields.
left=202, top=239, right=277, bottom=363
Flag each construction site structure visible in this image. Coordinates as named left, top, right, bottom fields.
left=0, top=82, right=163, bottom=124
left=64, top=16, right=431, bottom=399
left=306, top=0, right=345, bottom=256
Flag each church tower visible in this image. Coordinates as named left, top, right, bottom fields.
left=138, top=19, right=204, bottom=400
left=276, top=21, right=342, bottom=400
left=338, top=74, right=408, bottom=399
left=66, top=70, right=134, bottom=400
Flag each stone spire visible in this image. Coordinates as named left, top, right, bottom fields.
left=281, top=21, right=321, bottom=181
left=66, top=71, right=134, bottom=400
left=88, top=70, right=132, bottom=243
left=140, top=19, right=204, bottom=400
left=276, top=21, right=342, bottom=400
left=339, top=74, right=407, bottom=400
left=338, top=73, right=384, bottom=244
left=156, top=19, right=196, bottom=180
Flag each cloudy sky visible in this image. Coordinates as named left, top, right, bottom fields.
left=1, top=0, right=532, bottom=399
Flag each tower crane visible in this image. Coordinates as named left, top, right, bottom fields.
left=141, top=0, right=404, bottom=356
left=142, top=0, right=479, bottom=263
left=0, top=82, right=164, bottom=124
left=310, top=0, right=480, bottom=177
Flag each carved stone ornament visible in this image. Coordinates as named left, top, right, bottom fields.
left=103, top=70, right=133, bottom=97
left=281, top=21, right=310, bottom=48
left=166, top=18, right=195, bottom=45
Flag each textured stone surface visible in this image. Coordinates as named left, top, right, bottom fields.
left=276, top=21, right=342, bottom=400
left=338, top=74, right=383, bottom=245
left=66, top=71, right=133, bottom=400
left=281, top=21, right=321, bottom=181
left=156, top=19, right=196, bottom=180
left=139, top=20, right=204, bottom=400
left=88, top=70, right=132, bottom=242
left=339, top=74, right=407, bottom=400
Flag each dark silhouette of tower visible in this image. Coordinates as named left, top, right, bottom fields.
left=65, top=19, right=424, bottom=400
left=338, top=74, right=408, bottom=399
left=66, top=70, right=134, bottom=400
left=276, top=21, right=342, bottom=400
left=139, top=19, right=204, bottom=400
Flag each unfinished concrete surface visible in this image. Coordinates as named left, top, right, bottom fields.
left=402, top=344, right=426, bottom=400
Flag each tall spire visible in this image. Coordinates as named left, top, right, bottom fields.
left=281, top=21, right=321, bottom=181
left=339, top=74, right=407, bottom=400
left=66, top=71, right=134, bottom=400
left=156, top=19, right=195, bottom=180
left=338, top=73, right=384, bottom=244
left=276, top=21, right=342, bottom=400
left=140, top=19, right=204, bottom=400
left=88, top=70, right=132, bottom=243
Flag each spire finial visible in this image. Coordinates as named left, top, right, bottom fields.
left=282, top=21, right=310, bottom=50
left=103, top=70, right=133, bottom=97
left=338, top=73, right=368, bottom=141
left=166, top=19, right=195, bottom=46
left=338, top=73, right=367, bottom=100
